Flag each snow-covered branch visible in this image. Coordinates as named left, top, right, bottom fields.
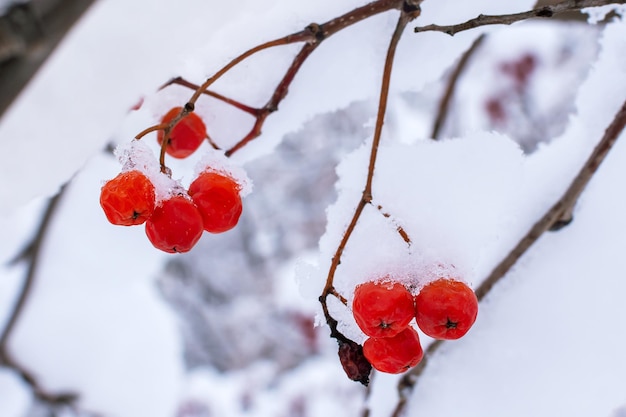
left=392, top=97, right=626, bottom=417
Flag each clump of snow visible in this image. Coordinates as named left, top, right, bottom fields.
left=584, top=4, right=626, bottom=24
left=194, top=149, right=253, bottom=197
left=113, top=139, right=184, bottom=203
left=308, top=131, right=524, bottom=342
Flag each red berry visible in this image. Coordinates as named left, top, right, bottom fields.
left=157, top=107, right=207, bottom=159
left=100, top=170, right=155, bottom=226
left=414, top=278, right=478, bottom=340
left=352, top=281, right=415, bottom=338
left=363, top=327, right=423, bottom=374
left=188, top=171, right=242, bottom=233
left=145, top=195, right=204, bottom=253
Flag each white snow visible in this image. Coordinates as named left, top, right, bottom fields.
left=1, top=1, right=625, bottom=417
left=0, top=368, right=31, bottom=417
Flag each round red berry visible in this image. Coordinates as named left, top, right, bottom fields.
left=157, top=107, right=207, bottom=159
left=352, top=281, right=415, bottom=338
left=363, top=326, right=423, bottom=374
left=188, top=171, right=242, bottom=233
left=100, top=170, right=155, bottom=226
left=145, top=195, right=204, bottom=253
left=414, top=278, right=478, bottom=340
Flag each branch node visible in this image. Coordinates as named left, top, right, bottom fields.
left=536, top=7, right=554, bottom=17
left=184, top=101, right=195, bottom=112
left=402, top=1, right=421, bottom=15
left=306, top=22, right=325, bottom=42
left=549, top=216, right=573, bottom=231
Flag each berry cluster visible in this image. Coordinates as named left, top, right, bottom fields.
left=99, top=107, right=245, bottom=253
left=351, top=277, right=478, bottom=374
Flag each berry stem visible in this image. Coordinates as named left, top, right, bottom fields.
left=319, top=5, right=419, bottom=347
left=134, top=122, right=169, bottom=140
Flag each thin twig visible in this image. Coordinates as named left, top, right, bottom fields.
left=160, top=77, right=259, bottom=115
left=431, top=34, right=486, bottom=140
left=225, top=41, right=319, bottom=157
left=319, top=2, right=421, bottom=388
left=376, top=205, right=412, bottom=245
left=320, top=8, right=416, bottom=316
left=391, top=98, right=626, bottom=416
left=414, top=0, right=626, bottom=36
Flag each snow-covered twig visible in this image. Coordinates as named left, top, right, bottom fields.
left=319, top=4, right=421, bottom=385
left=0, top=183, right=79, bottom=406
left=414, top=0, right=626, bottom=36
left=391, top=97, right=626, bottom=417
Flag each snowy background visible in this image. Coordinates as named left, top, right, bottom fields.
left=1, top=0, right=626, bottom=416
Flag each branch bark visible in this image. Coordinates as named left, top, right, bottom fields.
left=415, top=0, right=626, bottom=35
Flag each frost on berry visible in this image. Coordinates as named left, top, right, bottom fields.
left=352, top=280, right=415, bottom=338
left=99, top=170, right=155, bottom=226
left=194, top=150, right=253, bottom=197
left=414, top=278, right=478, bottom=340
left=189, top=171, right=243, bottom=233
left=363, top=326, right=423, bottom=374
left=114, top=139, right=181, bottom=203
left=337, top=339, right=371, bottom=386
left=157, top=107, right=207, bottom=159
left=145, top=195, right=204, bottom=253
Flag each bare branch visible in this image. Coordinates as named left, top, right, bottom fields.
left=477, top=98, right=626, bottom=299
left=415, top=0, right=626, bottom=36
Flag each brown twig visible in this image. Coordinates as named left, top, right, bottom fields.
left=414, top=0, right=626, bottom=36
left=0, top=184, right=79, bottom=405
left=160, top=77, right=259, bottom=116
left=431, top=34, right=486, bottom=140
left=391, top=98, right=626, bottom=416
left=320, top=7, right=416, bottom=314
left=224, top=41, right=319, bottom=157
